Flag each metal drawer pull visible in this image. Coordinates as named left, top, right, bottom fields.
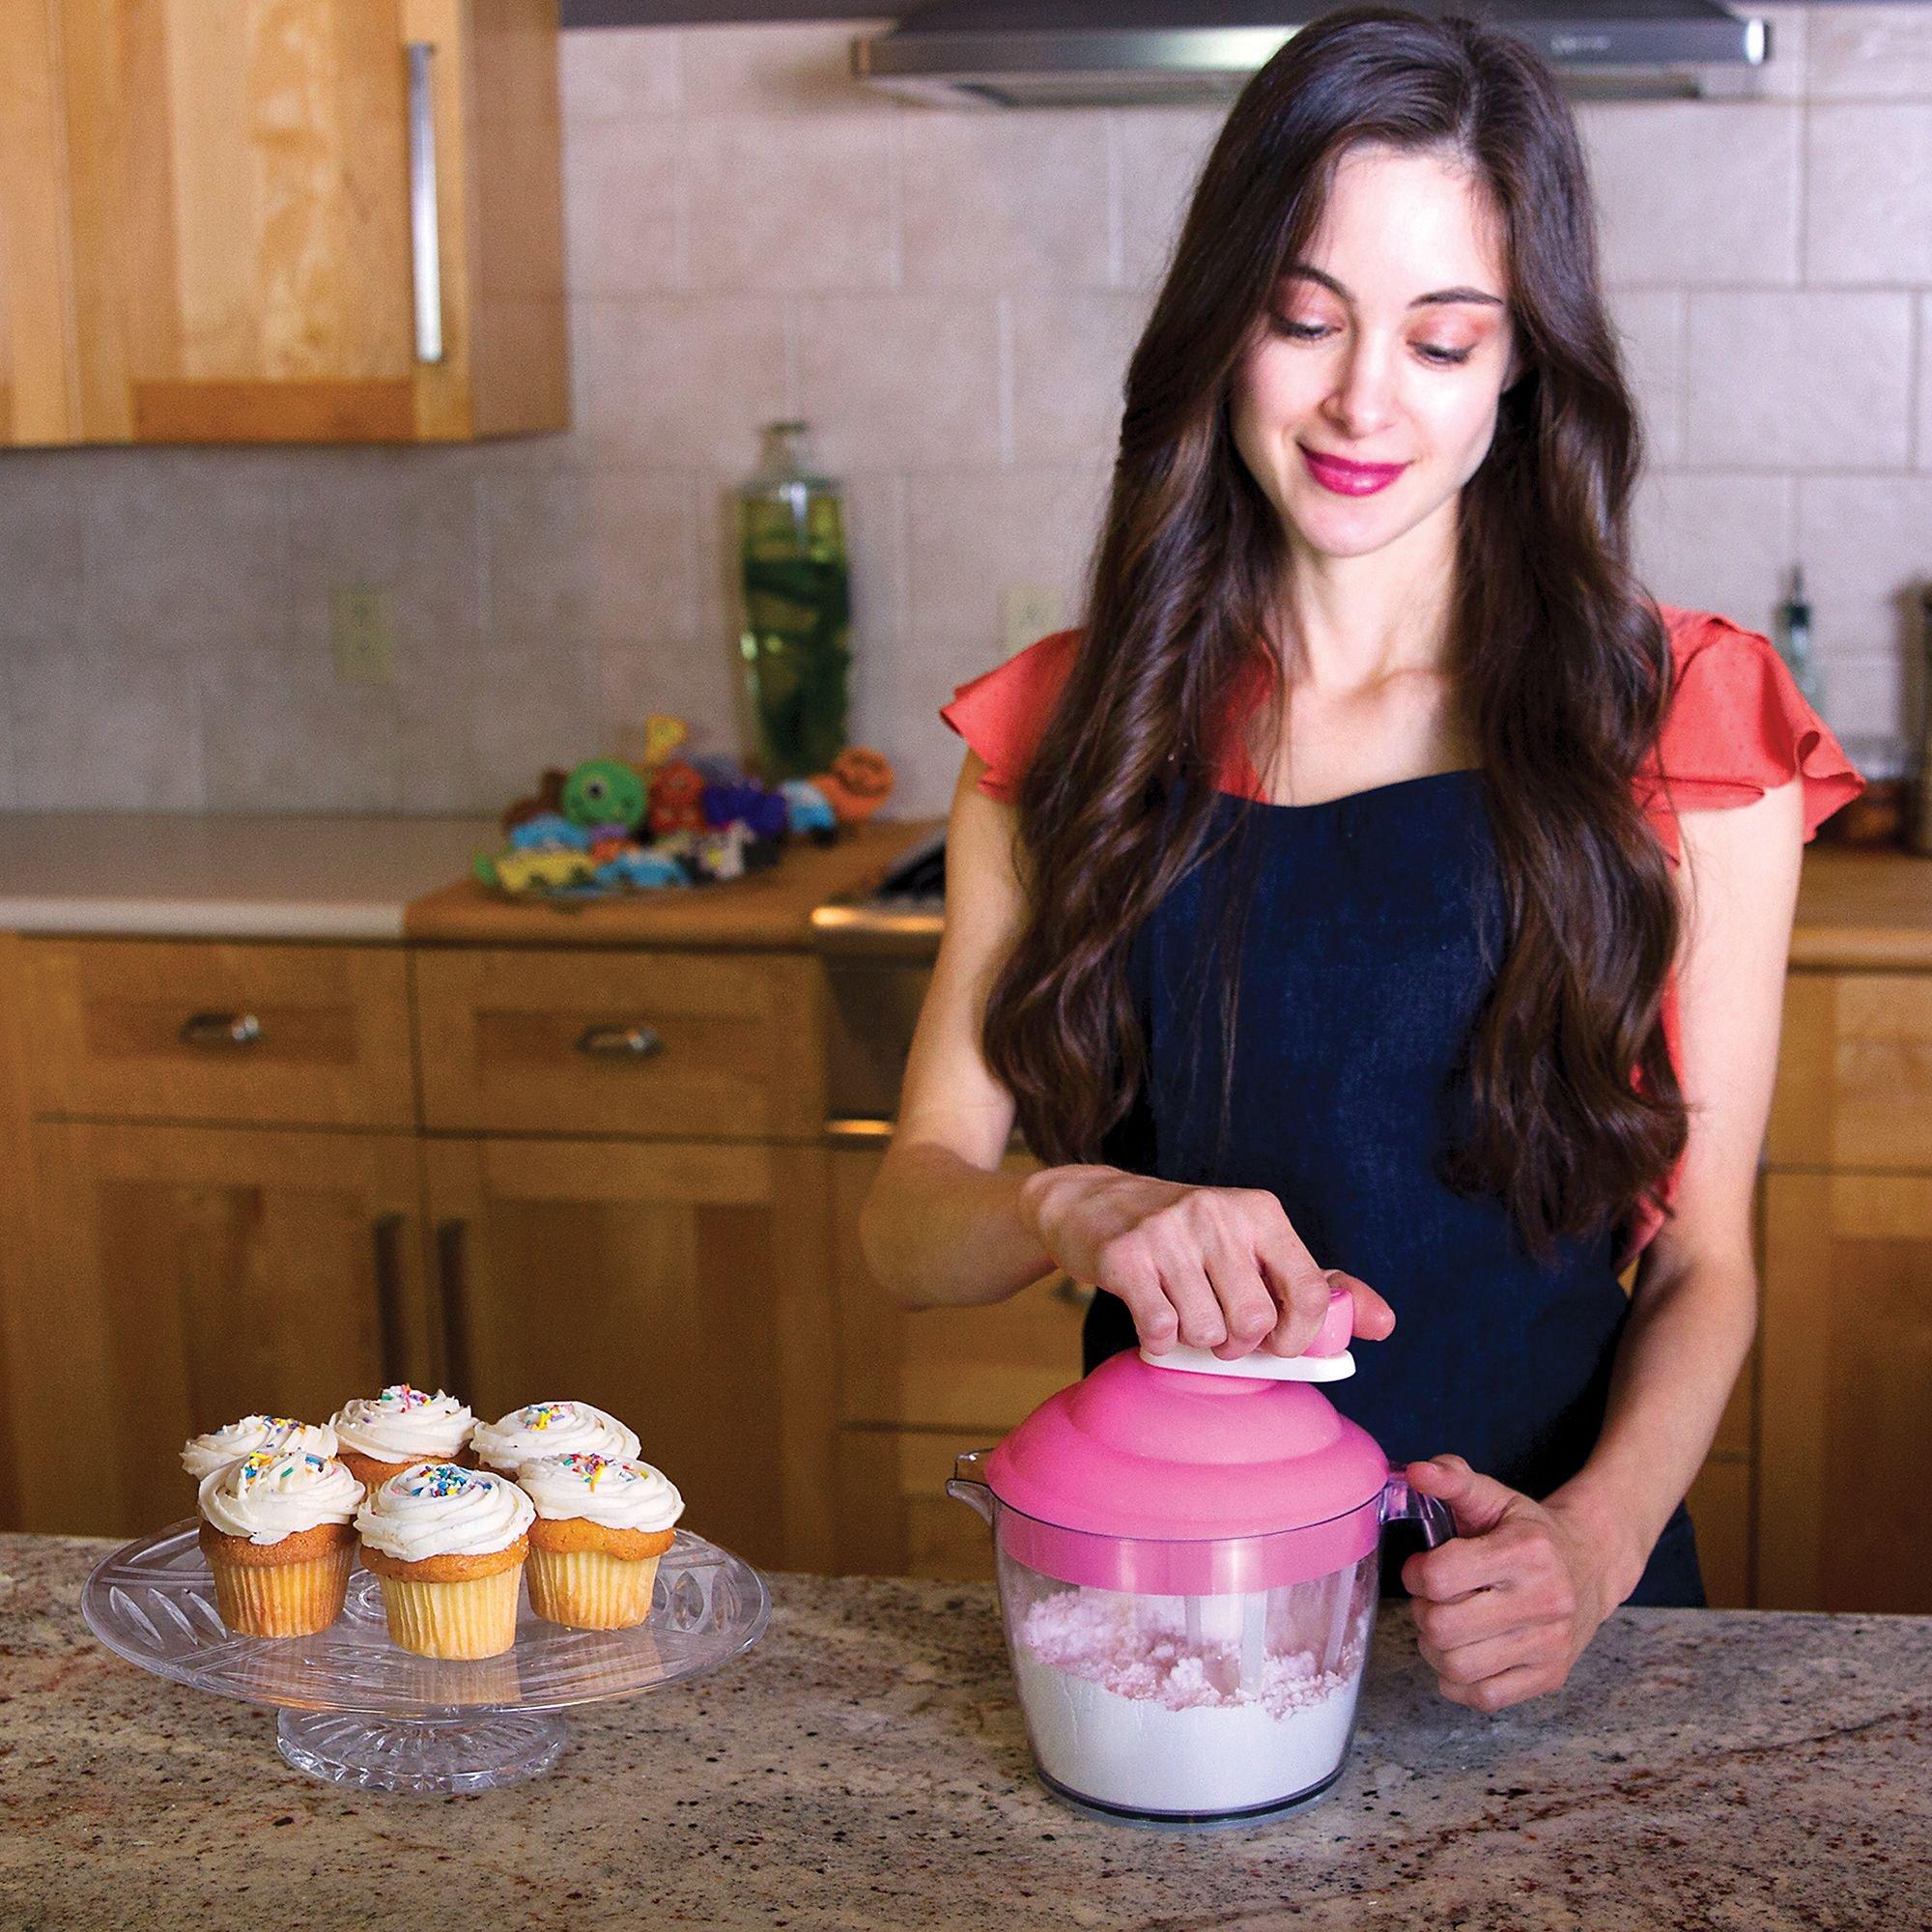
left=179, top=1010, right=263, bottom=1048
left=406, top=42, right=444, bottom=364
left=576, top=1023, right=665, bottom=1060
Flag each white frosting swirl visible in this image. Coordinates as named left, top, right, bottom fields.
left=182, top=1414, right=338, bottom=1482
left=328, top=1386, right=473, bottom=1463
left=355, top=1463, right=534, bottom=1562
left=517, top=1454, right=685, bottom=1533
left=198, top=1449, right=363, bottom=1546
left=470, top=1402, right=639, bottom=1473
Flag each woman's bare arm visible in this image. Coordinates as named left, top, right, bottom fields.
left=1549, top=773, right=1804, bottom=1595
left=856, top=752, right=1057, bottom=1309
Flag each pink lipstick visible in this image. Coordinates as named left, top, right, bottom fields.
left=1300, top=446, right=1406, bottom=497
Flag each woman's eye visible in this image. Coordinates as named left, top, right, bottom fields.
left=1271, top=315, right=1474, bottom=367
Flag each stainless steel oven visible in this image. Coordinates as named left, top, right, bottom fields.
left=810, top=829, right=945, bottom=1134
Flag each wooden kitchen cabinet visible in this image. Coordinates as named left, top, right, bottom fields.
left=829, top=1141, right=1086, bottom=1580
left=1757, top=1169, right=1932, bottom=1613
left=40, top=0, right=564, bottom=444
left=19, top=937, right=415, bottom=1129
left=0, top=0, right=76, bottom=443
left=16, top=1121, right=433, bottom=1536
left=416, top=947, right=827, bottom=1141
left=422, top=1135, right=840, bottom=1575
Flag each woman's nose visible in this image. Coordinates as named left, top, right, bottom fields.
left=1322, top=342, right=1399, bottom=442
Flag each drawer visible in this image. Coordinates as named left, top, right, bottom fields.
left=415, top=948, right=825, bottom=1139
left=19, top=939, right=413, bottom=1128
left=1770, top=973, right=1932, bottom=1171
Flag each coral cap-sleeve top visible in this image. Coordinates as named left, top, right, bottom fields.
left=939, top=604, right=1860, bottom=1605
left=939, top=604, right=1862, bottom=1270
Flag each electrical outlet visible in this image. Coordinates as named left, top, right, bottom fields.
left=1003, top=582, right=1065, bottom=661
left=329, top=586, right=398, bottom=686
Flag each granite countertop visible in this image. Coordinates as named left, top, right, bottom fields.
left=2, top=1536, right=1924, bottom=1929
left=0, top=813, right=496, bottom=941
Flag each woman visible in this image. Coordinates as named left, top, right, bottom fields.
left=859, top=6, right=1861, bottom=1714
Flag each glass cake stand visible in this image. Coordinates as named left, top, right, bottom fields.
left=81, top=1522, right=770, bottom=1794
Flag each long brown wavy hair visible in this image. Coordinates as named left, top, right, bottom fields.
left=980, top=5, right=1689, bottom=1263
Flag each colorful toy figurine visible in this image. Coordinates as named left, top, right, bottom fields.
left=506, top=812, right=591, bottom=853
left=647, top=758, right=708, bottom=837
left=474, top=849, right=597, bottom=893
left=594, top=847, right=691, bottom=890
left=691, top=821, right=753, bottom=883
left=781, top=780, right=838, bottom=840
left=811, top=747, right=895, bottom=825
left=702, top=780, right=788, bottom=842
left=476, top=716, right=872, bottom=901
left=641, top=714, right=688, bottom=768
left=561, top=757, right=647, bottom=833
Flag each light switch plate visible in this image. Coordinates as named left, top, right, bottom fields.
left=330, top=586, right=398, bottom=686
left=1002, top=582, right=1065, bottom=662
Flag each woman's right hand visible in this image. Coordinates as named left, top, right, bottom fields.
left=1018, top=1164, right=1395, bottom=1362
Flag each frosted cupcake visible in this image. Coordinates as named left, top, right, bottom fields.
left=355, top=1463, right=534, bottom=1660
left=327, top=1385, right=474, bottom=1487
left=182, top=1414, right=337, bottom=1488
left=469, top=1401, right=639, bottom=1477
left=519, top=1454, right=684, bottom=1631
left=197, top=1448, right=364, bottom=1636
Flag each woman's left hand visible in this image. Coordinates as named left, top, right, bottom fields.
left=1398, top=1454, right=1639, bottom=1714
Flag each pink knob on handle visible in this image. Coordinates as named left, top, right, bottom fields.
left=1303, top=1285, right=1355, bottom=1358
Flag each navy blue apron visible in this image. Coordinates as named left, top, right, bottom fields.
left=1082, top=773, right=1706, bottom=1607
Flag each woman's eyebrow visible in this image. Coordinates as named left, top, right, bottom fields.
left=1284, top=264, right=1506, bottom=309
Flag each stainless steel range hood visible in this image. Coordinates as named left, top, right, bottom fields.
left=851, top=0, right=1771, bottom=107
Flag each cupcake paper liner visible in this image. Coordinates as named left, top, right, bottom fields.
left=526, top=1547, right=662, bottom=1631
left=375, top=1564, right=524, bottom=1659
left=207, top=1545, right=355, bottom=1637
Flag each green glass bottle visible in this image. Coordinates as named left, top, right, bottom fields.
left=735, top=421, right=851, bottom=781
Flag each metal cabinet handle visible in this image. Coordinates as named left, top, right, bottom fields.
left=179, top=1010, right=262, bottom=1048
left=435, top=1220, right=473, bottom=1396
left=576, top=1024, right=665, bottom=1060
left=372, top=1214, right=409, bottom=1386
left=406, top=43, right=443, bottom=364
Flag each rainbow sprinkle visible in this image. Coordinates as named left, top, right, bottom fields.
left=523, top=1403, right=573, bottom=1431
left=402, top=1463, right=474, bottom=1499
left=380, top=1384, right=433, bottom=1409
left=557, top=1452, right=612, bottom=1489
left=233, top=1448, right=327, bottom=1492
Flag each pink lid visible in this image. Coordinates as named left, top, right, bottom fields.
left=984, top=1297, right=1390, bottom=1543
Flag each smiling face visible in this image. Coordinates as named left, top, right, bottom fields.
left=1231, top=142, right=1522, bottom=569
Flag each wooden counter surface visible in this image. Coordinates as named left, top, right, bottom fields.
left=403, top=817, right=940, bottom=950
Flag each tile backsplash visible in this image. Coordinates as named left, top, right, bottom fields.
left=1, top=7, right=1928, bottom=817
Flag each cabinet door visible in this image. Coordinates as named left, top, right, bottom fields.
left=423, top=1136, right=838, bottom=1573
left=0, top=0, right=77, bottom=443
left=56, top=0, right=563, bottom=442
left=13, top=1122, right=432, bottom=1536
left=1759, top=1171, right=1932, bottom=1612
left=830, top=1142, right=1087, bottom=1578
